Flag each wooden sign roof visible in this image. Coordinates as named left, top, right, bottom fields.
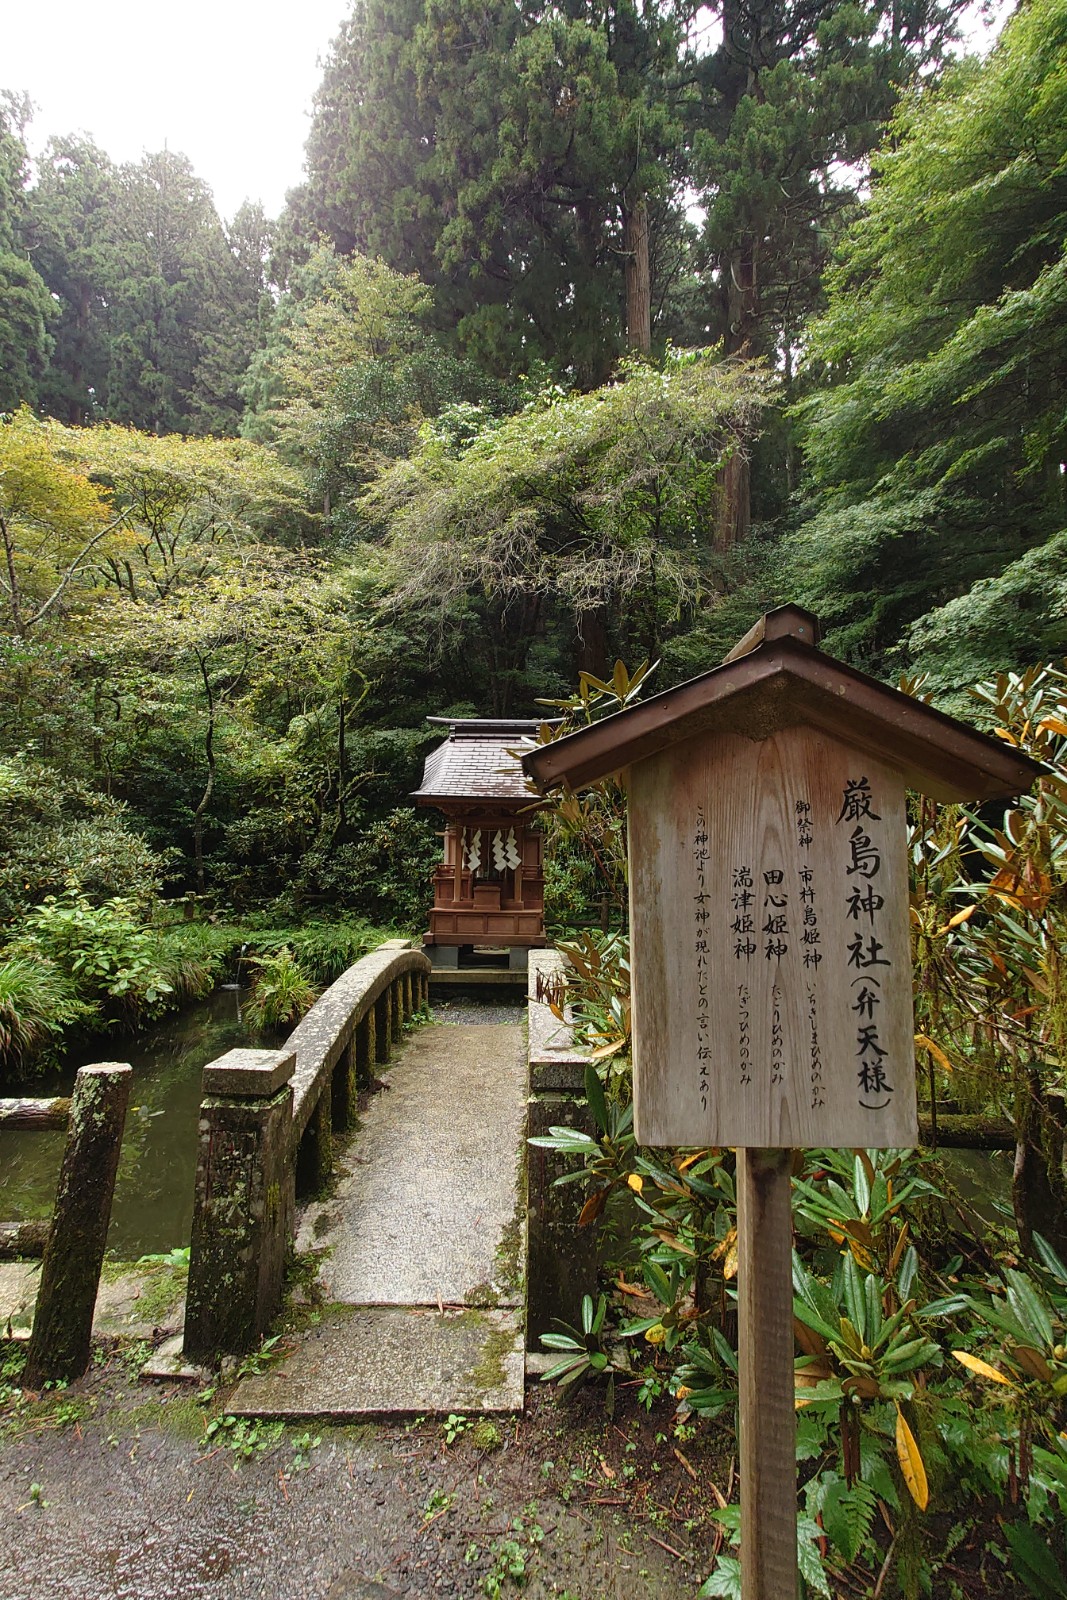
left=414, top=718, right=542, bottom=806
left=522, top=606, right=1043, bottom=804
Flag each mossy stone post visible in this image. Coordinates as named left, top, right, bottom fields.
left=356, top=1009, right=375, bottom=1089
left=184, top=1048, right=295, bottom=1363
left=299, top=1076, right=333, bottom=1194
left=525, top=955, right=599, bottom=1347
left=391, top=979, right=404, bottom=1043
left=402, top=971, right=413, bottom=1023
left=24, top=1063, right=132, bottom=1386
left=375, top=987, right=391, bottom=1064
left=332, top=1038, right=358, bottom=1132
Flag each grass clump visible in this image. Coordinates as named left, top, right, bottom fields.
left=243, top=947, right=318, bottom=1030
left=244, top=917, right=390, bottom=987
left=0, top=955, right=89, bottom=1074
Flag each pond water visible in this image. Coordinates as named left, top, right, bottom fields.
left=0, top=989, right=267, bottom=1259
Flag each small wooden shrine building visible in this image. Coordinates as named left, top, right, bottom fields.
left=413, top=718, right=547, bottom=968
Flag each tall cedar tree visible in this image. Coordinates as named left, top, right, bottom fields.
left=294, top=0, right=968, bottom=539
left=294, top=0, right=690, bottom=386
left=26, top=141, right=271, bottom=435
left=0, top=94, right=52, bottom=412
left=693, top=0, right=968, bottom=546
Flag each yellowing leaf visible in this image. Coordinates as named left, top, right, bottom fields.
left=578, top=1189, right=608, bottom=1228
left=676, top=1151, right=708, bottom=1172
left=795, top=1369, right=831, bottom=1392
left=794, top=1318, right=827, bottom=1357
left=953, top=1350, right=1014, bottom=1385
left=713, top=1227, right=739, bottom=1279
left=888, top=1223, right=911, bottom=1278
left=626, top=1173, right=643, bottom=1193
left=1038, top=716, right=1067, bottom=739
left=844, top=1375, right=882, bottom=1400
left=915, top=1033, right=953, bottom=1073
left=935, top=905, right=976, bottom=935
left=896, top=1406, right=929, bottom=1511
left=590, top=1038, right=627, bottom=1061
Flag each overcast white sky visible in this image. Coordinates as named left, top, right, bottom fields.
left=4, top=0, right=350, bottom=222
left=5, top=0, right=1012, bottom=227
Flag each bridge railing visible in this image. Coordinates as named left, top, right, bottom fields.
left=183, top=938, right=430, bottom=1361
left=0, top=1064, right=132, bottom=1384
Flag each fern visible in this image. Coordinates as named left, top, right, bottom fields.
left=805, top=1472, right=877, bottom=1566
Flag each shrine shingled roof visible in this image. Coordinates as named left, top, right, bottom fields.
left=413, top=719, right=542, bottom=804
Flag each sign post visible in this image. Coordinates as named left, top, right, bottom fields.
left=523, top=606, right=1041, bottom=1595
left=737, top=1145, right=795, bottom=1595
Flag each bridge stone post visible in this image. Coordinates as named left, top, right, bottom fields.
left=356, top=1009, right=375, bottom=1087
left=374, top=987, right=392, bottom=1064
left=526, top=952, right=600, bottom=1348
left=184, top=1048, right=295, bottom=1363
left=332, top=1038, right=358, bottom=1131
left=298, top=1076, right=333, bottom=1194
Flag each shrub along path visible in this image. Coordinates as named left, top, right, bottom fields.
left=230, top=1018, right=528, bottom=1418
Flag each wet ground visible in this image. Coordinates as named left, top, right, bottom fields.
left=0, top=1359, right=737, bottom=1600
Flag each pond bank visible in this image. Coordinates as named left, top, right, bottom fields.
left=0, top=989, right=261, bottom=1259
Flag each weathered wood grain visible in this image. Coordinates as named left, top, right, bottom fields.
left=628, top=724, right=918, bottom=1149
left=0, top=1219, right=49, bottom=1259
left=0, top=1097, right=70, bottom=1131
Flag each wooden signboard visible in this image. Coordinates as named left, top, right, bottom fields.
left=628, top=723, right=916, bottom=1149
left=522, top=605, right=1043, bottom=1600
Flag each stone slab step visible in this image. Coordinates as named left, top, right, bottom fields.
left=227, top=1304, right=524, bottom=1418
left=301, top=1023, right=527, bottom=1309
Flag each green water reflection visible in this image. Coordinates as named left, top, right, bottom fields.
left=0, top=989, right=263, bottom=1257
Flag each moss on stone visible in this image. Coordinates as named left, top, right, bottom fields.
left=466, top=1326, right=514, bottom=1394
left=463, top=1280, right=498, bottom=1307
left=133, top=1264, right=188, bottom=1323
left=470, top=1418, right=503, bottom=1451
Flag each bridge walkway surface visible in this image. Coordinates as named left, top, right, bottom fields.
left=229, top=1015, right=528, bottom=1419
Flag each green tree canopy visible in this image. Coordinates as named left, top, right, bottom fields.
left=0, top=93, right=51, bottom=411
left=25, top=138, right=270, bottom=434
left=243, top=243, right=516, bottom=541
left=787, top=0, right=1067, bottom=678
left=365, top=349, right=770, bottom=701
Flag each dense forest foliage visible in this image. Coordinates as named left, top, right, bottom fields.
left=1, top=0, right=1064, bottom=1057
left=3, top=5, right=1067, bottom=1591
